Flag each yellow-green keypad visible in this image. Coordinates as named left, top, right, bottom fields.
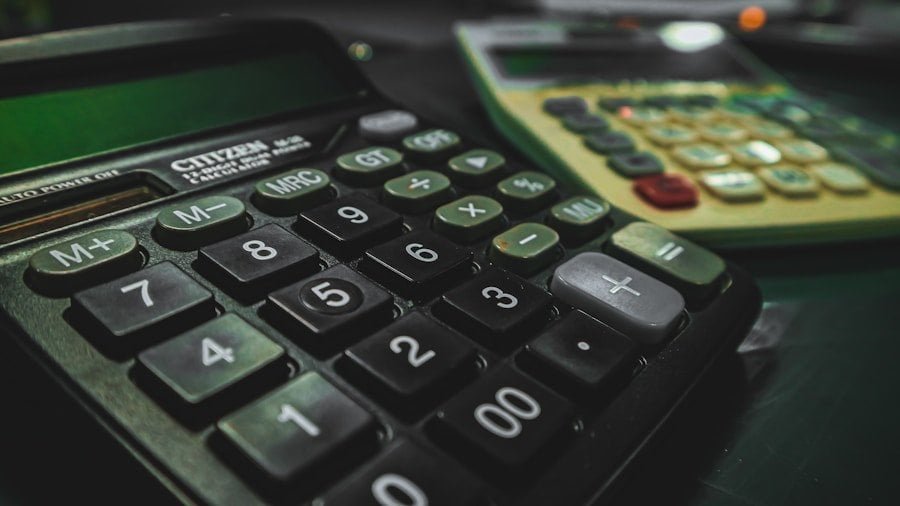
left=433, top=196, right=505, bottom=242
left=489, top=222, right=560, bottom=275
left=672, top=143, right=732, bottom=170
left=700, top=169, right=766, bottom=202
left=382, top=170, right=453, bottom=213
left=729, top=140, right=782, bottom=166
left=758, top=165, right=820, bottom=197
left=774, top=139, right=828, bottom=164
left=809, top=162, right=870, bottom=194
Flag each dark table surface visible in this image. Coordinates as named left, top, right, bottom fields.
left=2, top=2, right=900, bottom=504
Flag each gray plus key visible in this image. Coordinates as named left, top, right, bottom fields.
left=550, top=252, right=684, bottom=344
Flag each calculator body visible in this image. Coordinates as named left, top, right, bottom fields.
left=0, top=19, right=761, bottom=505
left=455, top=19, right=900, bottom=247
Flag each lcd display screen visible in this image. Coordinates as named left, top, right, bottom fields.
left=0, top=50, right=361, bottom=176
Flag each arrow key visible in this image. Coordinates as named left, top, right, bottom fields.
left=447, top=149, right=506, bottom=188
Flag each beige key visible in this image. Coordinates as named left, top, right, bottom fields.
left=758, top=164, right=820, bottom=197
left=617, top=106, right=667, bottom=127
left=745, top=119, right=794, bottom=140
left=697, top=122, right=749, bottom=144
left=672, top=143, right=732, bottom=170
left=774, top=139, right=828, bottom=164
left=644, top=124, right=699, bottom=146
left=729, top=140, right=782, bottom=166
left=809, top=162, right=869, bottom=194
left=700, top=169, right=766, bottom=202
left=669, top=105, right=718, bottom=124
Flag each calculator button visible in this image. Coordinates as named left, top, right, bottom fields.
left=336, top=147, right=405, bottom=186
left=524, top=311, right=639, bottom=394
left=382, top=170, right=453, bottom=213
left=643, top=124, right=698, bottom=146
left=431, top=365, right=572, bottom=469
left=609, top=222, right=726, bottom=303
left=744, top=119, right=794, bottom=140
left=343, top=312, right=476, bottom=408
left=809, top=162, right=870, bottom=194
left=584, top=130, right=636, bottom=155
left=402, top=129, right=462, bottom=160
left=362, top=230, right=472, bottom=299
left=550, top=252, right=684, bottom=345
left=495, top=171, right=557, bottom=214
left=729, top=140, right=782, bottom=166
left=155, top=195, right=248, bottom=250
left=296, top=194, right=403, bottom=258
left=28, top=229, right=141, bottom=292
left=136, top=314, right=285, bottom=414
left=546, top=195, right=610, bottom=242
left=320, top=440, right=485, bottom=506
left=668, top=105, right=717, bottom=123
left=197, top=224, right=319, bottom=298
left=358, top=110, right=419, bottom=142
left=72, top=261, right=215, bottom=348
left=831, top=145, right=900, bottom=190
left=598, top=97, right=636, bottom=112
left=697, top=122, right=749, bottom=143
left=218, top=372, right=376, bottom=483
left=633, top=174, right=699, bottom=209
left=617, top=106, right=667, bottom=127
left=773, top=139, right=829, bottom=164
left=265, top=265, right=393, bottom=353
left=436, top=267, right=552, bottom=348
left=434, top=196, right=505, bottom=243
left=447, top=149, right=506, bottom=188
left=562, top=112, right=609, bottom=133
left=758, top=165, right=820, bottom=197
left=671, top=143, right=732, bottom=170
left=253, top=168, right=332, bottom=216
left=542, top=96, right=587, bottom=116
left=717, top=103, right=758, bottom=121
left=700, top=169, right=766, bottom=202
left=608, top=151, right=664, bottom=178
left=489, top=223, right=560, bottom=276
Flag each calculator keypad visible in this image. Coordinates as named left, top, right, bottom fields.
left=13, top=108, right=756, bottom=504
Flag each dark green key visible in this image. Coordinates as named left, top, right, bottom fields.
left=489, top=222, right=560, bottom=275
left=495, top=171, right=557, bottom=214
left=155, top=195, right=248, bottom=250
left=253, top=168, right=332, bottom=215
left=28, top=229, right=141, bottom=293
left=137, top=314, right=285, bottom=416
left=546, top=196, right=610, bottom=242
left=562, top=112, right=609, bottom=134
left=608, top=152, right=664, bottom=178
left=336, top=146, right=405, bottom=186
left=608, top=221, right=725, bottom=303
left=584, top=131, right=635, bottom=155
left=382, top=170, right=453, bottom=213
left=447, top=149, right=506, bottom=188
left=218, top=372, right=376, bottom=483
left=402, top=129, right=461, bottom=160
left=433, top=195, right=505, bottom=243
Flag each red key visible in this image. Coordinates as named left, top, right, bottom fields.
left=633, top=174, right=699, bottom=209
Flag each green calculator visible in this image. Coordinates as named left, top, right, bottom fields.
left=455, top=19, right=900, bottom=247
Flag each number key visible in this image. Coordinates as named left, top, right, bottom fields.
left=296, top=194, right=403, bottom=258
left=71, top=262, right=215, bottom=353
left=319, top=440, right=485, bottom=506
left=343, top=312, right=476, bottom=415
left=431, top=365, right=572, bottom=472
left=436, top=267, right=552, bottom=349
left=361, top=230, right=471, bottom=299
left=264, top=264, right=393, bottom=354
left=136, top=314, right=286, bottom=422
left=197, top=224, right=319, bottom=300
left=218, top=372, right=377, bottom=483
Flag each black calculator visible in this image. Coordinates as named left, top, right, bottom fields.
left=0, top=19, right=761, bottom=505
